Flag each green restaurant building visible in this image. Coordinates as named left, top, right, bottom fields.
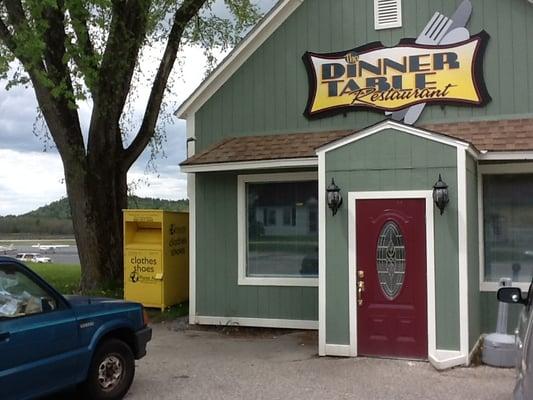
left=177, top=0, right=533, bottom=369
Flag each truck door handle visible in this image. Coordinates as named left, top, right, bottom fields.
left=0, top=332, right=11, bottom=342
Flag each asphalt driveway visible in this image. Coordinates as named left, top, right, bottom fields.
left=125, top=320, right=515, bottom=400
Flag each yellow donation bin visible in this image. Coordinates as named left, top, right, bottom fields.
left=123, top=210, right=188, bottom=310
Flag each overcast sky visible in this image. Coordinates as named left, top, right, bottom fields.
left=0, top=0, right=276, bottom=216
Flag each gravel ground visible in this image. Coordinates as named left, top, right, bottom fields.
left=124, top=321, right=516, bottom=400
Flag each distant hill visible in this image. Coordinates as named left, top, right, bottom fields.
left=126, top=196, right=188, bottom=213
left=23, top=198, right=72, bottom=219
left=0, top=196, right=188, bottom=236
left=24, top=196, right=188, bottom=219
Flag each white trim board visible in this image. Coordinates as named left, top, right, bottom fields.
left=479, top=151, right=533, bottom=161
left=478, top=163, right=533, bottom=292
left=180, top=157, right=317, bottom=173
left=187, top=113, right=197, bottom=325
left=324, top=344, right=352, bottom=357
left=188, top=173, right=197, bottom=324
left=318, top=152, right=327, bottom=356
left=195, top=316, right=318, bottom=330
left=237, top=171, right=319, bottom=287
left=429, top=351, right=467, bottom=370
left=176, top=0, right=304, bottom=119
left=457, top=148, right=470, bottom=365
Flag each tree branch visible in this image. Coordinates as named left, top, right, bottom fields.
left=1, top=0, right=47, bottom=71
left=123, top=0, right=207, bottom=169
left=37, top=1, right=86, bottom=152
left=87, top=0, right=150, bottom=159
left=3, top=0, right=26, bottom=29
left=41, top=1, right=68, bottom=83
left=0, top=15, right=16, bottom=53
left=67, top=0, right=98, bottom=94
left=68, top=2, right=95, bottom=58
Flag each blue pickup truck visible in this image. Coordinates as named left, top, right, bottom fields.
left=0, top=256, right=152, bottom=400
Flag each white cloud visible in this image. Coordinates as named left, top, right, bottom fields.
left=0, top=0, right=277, bottom=215
left=0, top=149, right=66, bottom=215
left=128, top=169, right=188, bottom=201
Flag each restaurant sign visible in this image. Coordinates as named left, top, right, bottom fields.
left=303, top=32, right=490, bottom=120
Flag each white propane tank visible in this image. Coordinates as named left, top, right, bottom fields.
left=481, top=277, right=517, bottom=368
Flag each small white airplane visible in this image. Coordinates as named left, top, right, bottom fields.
left=0, top=244, right=16, bottom=254
left=32, top=243, right=70, bottom=253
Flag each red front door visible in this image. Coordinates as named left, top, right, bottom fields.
left=356, top=199, right=427, bottom=359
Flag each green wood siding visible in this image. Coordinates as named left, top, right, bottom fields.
left=466, top=155, right=481, bottom=351
left=195, top=171, right=318, bottom=321
left=324, top=129, right=460, bottom=350
left=195, top=0, right=533, bottom=152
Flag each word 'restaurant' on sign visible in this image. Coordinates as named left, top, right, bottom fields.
left=302, top=32, right=490, bottom=119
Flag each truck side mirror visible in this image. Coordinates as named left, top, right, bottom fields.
left=497, top=287, right=527, bottom=305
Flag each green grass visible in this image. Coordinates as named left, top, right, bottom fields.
left=27, top=263, right=123, bottom=298
left=26, top=263, right=187, bottom=321
left=28, top=263, right=82, bottom=294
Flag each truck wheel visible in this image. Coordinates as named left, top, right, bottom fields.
left=81, top=338, right=135, bottom=400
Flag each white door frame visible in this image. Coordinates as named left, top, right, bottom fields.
left=349, top=190, right=442, bottom=366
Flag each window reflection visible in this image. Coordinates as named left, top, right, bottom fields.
left=484, top=174, right=533, bottom=283
left=246, top=180, right=318, bottom=277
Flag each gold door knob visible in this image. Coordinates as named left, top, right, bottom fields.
left=357, top=270, right=365, bottom=306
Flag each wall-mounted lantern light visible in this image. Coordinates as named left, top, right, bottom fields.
left=326, top=178, right=343, bottom=216
left=433, top=174, right=449, bottom=215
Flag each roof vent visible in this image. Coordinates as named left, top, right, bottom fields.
left=374, top=0, right=402, bottom=30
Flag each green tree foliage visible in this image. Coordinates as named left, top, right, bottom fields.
left=0, top=196, right=188, bottom=236
left=25, top=197, right=74, bottom=219
left=0, top=216, right=73, bottom=236
left=127, top=195, right=188, bottom=212
left=0, top=0, right=260, bottom=290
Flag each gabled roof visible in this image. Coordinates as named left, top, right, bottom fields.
left=175, top=0, right=304, bottom=119
left=423, top=118, right=533, bottom=152
left=179, top=117, right=533, bottom=172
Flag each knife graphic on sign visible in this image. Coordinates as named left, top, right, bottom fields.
left=390, top=0, right=473, bottom=124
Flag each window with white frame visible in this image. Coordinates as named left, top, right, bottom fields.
left=238, top=172, right=318, bottom=286
left=482, top=170, right=533, bottom=286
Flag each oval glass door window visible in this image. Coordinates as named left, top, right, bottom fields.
left=376, top=220, right=406, bottom=300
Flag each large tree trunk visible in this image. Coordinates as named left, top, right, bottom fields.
left=65, top=156, right=128, bottom=291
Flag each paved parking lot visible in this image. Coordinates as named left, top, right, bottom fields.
left=125, top=321, right=515, bottom=400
